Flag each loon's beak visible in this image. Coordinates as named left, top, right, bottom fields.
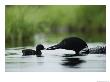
left=46, top=44, right=60, bottom=50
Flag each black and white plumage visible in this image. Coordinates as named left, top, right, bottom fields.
left=46, top=37, right=89, bottom=54
left=80, top=45, right=106, bottom=54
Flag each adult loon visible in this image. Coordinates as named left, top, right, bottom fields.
left=22, top=44, right=45, bottom=57
left=46, top=37, right=89, bottom=54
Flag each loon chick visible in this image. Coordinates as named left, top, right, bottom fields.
left=22, top=44, right=45, bottom=57
left=36, top=44, right=45, bottom=57
left=46, top=37, right=89, bottom=54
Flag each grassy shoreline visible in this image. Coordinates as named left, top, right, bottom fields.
left=5, top=5, right=106, bottom=47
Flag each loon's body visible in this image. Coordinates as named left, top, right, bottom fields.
left=46, top=37, right=88, bottom=54
left=22, top=44, right=44, bottom=57
left=22, top=49, right=36, bottom=56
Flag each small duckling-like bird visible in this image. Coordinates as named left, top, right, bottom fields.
left=46, top=37, right=89, bottom=54
left=22, top=44, right=45, bottom=57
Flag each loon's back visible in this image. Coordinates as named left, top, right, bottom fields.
left=59, top=37, right=87, bottom=52
left=47, top=37, right=88, bottom=54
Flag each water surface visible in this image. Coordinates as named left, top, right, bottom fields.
left=5, top=43, right=106, bottom=72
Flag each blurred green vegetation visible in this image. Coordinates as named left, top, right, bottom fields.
left=5, top=5, right=106, bottom=47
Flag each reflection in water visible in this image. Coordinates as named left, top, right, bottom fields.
left=62, top=54, right=76, bottom=57
left=62, top=53, right=88, bottom=57
left=5, top=53, right=17, bottom=56
left=61, top=54, right=85, bottom=68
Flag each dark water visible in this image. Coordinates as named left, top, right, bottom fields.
left=5, top=43, right=106, bottom=72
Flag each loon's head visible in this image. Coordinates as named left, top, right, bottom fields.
left=36, top=44, right=45, bottom=50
